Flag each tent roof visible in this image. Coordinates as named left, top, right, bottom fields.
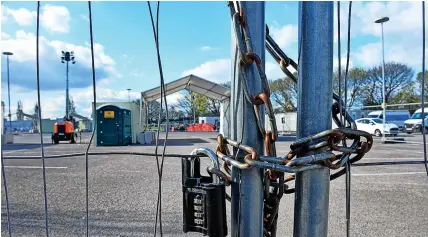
left=141, top=74, right=230, bottom=102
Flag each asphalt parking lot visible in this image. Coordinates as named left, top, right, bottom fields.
left=1, top=132, right=428, bottom=237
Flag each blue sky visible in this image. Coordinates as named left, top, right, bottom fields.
left=1, top=1, right=426, bottom=118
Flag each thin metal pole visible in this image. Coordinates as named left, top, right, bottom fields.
left=381, top=22, right=386, bottom=142
left=66, top=61, right=69, bottom=118
left=231, top=2, right=265, bottom=236
left=421, top=1, right=428, bottom=175
left=7, top=55, right=12, bottom=133
left=294, top=2, right=333, bottom=237
left=192, top=94, right=196, bottom=124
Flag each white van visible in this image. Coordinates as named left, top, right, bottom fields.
left=366, top=110, right=410, bottom=130
left=404, top=108, right=428, bottom=134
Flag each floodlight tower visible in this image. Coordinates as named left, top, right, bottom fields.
left=3, top=52, right=13, bottom=133
left=375, top=17, right=389, bottom=142
left=61, top=51, right=76, bottom=119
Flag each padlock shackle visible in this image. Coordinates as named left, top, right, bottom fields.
left=190, top=148, right=220, bottom=184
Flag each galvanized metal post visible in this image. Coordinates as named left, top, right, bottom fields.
left=294, top=2, right=333, bottom=237
left=6, top=55, right=12, bottom=133
left=66, top=61, right=69, bottom=119
left=381, top=22, right=386, bottom=142
left=219, top=99, right=230, bottom=138
left=230, top=2, right=265, bottom=236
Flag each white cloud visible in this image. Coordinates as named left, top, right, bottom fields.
left=40, top=4, right=70, bottom=34
left=182, top=58, right=231, bottom=83
left=268, top=22, right=298, bottom=49
left=1, top=29, right=119, bottom=90
left=2, top=30, right=115, bottom=68
left=164, top=93, right=184, bottom=106
left=3, top=6, right=36, bottom=26
left=200, top=46, right=217, bottom=51
left=266, top=61, right=285, bottom=80
left=333, top=56, right=354, bottom=71
left=354, top=1, right=421, bottom=37
left=334, top=1, right=423, bottom=40
left=1, top=6, right=9, bottom=22
left=1, top=32, right=10, bottom=40
left=354, top=41, right=425, bottom=69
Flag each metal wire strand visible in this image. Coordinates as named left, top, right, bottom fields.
left=344, top=2, right=353, bottom=237
left=85, top=2, right=97, bottom=236
left=345, top=161, right=351, bottom=237
left=337, top=1, right=343, bottom=127
left=148, top=1, right=169, bottom=236
left=36, top=1, right=50, bottom=236
left=422, top=1, right=428, bottom=176
left=1, top=150, right=12, bottom=236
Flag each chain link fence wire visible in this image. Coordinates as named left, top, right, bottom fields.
left=35, top=2, right=50, bottom=236
left=1, top=2, right=428, bottom=237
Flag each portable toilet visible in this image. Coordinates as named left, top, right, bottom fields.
left=96, top=104, right=132, bottom=146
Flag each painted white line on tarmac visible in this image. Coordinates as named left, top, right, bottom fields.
left=356, top=181, right=428, bottom=186
left=358, top=157, right=425, bottom=160
left=352, top=171, right=426, bottom=176
left=3, top=149, right=33, bottom=154
left=4, top=166, right=68, bottom=169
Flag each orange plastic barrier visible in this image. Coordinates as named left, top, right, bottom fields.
left=186, top=123, right=215, bottom=132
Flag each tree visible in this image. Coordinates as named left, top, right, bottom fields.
left=16, top=100, right=24, bottom=120
left=416, top=71, right=428, bottom=101
left=269, top=74, right=298, bottom=113
left=33, top=103, right=39, bottom=129
left=333, top=68, right=369, bottom=108
left=147, top=100, right=161, bottom=123
left=177, top=90, right=211, bottom=119
left=361, top=62, right=415, bottom=106
left=1, top=101, right=5, bottom=117
left=69, top=98, right=76, bottom=115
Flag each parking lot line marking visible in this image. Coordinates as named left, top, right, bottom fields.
left=361, top=157, right=424, bottom=160
left=4, top=166, right=68, bottom=169
left=352, top=172, right=426, bottom=176
left=3, top=149, right=33, bottom=154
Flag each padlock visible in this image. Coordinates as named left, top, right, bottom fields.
left=182, top=148, right=227, bottom=237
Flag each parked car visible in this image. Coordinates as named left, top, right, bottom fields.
left=404, top=108, right=428, bottom=134
left=366, top=110, right=410, bottom=131
left=355, top=118, right=400, bottom=137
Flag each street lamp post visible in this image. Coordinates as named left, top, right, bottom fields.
left=375, top=16, right=389, bottom=142
left=61, top=51, right=76, bottom=120
left=3, top=52, right=13, bottom=133
left=127, top=88, right=131, bottom=102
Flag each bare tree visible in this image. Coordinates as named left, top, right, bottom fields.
left=33, top=103, right=39, bottom=129
left=333, top=68, right=369, bottom=108
left=269, top=75, right=298, bottom=113
left=361, top=62, right=414, bottom=106
left=16, top=100, right=24, bottom=120
left=69, top=98, right=76, bottom=115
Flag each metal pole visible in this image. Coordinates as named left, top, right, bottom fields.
left=294, top=2, right=333, bottom=237
left=381, top=22, right=386, bottom=142
left=231, top=2, right=265, bottom=236
left=192, top=94, right=196, bottom=124
left=66, top=61, right=69, bottom=119
left=6, top=55, right=12, bottom=133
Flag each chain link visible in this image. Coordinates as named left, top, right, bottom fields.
left=229, top=2, right=284, bottom=235
left=225, top=2, right=373, bottom=236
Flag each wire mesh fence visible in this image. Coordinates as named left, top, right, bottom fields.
left=1, top=1, right=428, bottom=237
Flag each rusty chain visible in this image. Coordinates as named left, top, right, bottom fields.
left=215, top=127, right=372, bottom=237
left=225, top=2, right=372, bottom=236
left=228, top=2, right=284, bottom=236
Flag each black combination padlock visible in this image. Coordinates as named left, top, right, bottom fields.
left=182, top=148, right=227, bottom=237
